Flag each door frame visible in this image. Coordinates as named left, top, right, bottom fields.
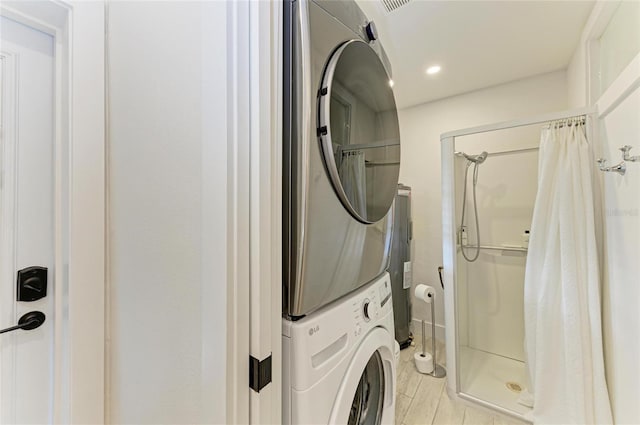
left=248, top=1, right=282, bottom=423
left=226, top=1, right=282, bottom=423
left=0, top=1, right=105, bottom=423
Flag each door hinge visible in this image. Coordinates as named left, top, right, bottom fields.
left=249, top=354, right=272, bottom=393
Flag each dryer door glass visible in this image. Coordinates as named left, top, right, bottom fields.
left=348, top=350, right=385, bottom=425
left=319, top=40, right=400, bottom=223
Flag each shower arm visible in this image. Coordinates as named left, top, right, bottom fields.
left=455, top=151, right=488, bottom=164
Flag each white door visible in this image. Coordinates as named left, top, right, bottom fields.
left=0, top=16, right=55, bottom=424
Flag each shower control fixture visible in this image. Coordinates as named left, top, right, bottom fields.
left=597, top=158, right=626, bottom=176
left=620, top=145, right=639, bottom=162
left=459, top=226, right=469, bottom=246
left=457, top=150, right=489, bottom=262
left=461, top=151, right=488, bottom=164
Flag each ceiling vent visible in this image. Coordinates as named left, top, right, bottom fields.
left=381, top=0, right=411, bottom=13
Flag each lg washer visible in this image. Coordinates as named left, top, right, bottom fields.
left=283, top=273, right=396, bottom=424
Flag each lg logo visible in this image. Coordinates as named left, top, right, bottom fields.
left=308, top=325, right=320, bottom=336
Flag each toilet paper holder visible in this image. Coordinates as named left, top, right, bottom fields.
left=414, top=284, right=446, bottom=378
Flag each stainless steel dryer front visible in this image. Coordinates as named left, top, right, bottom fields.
left=284, top=0, right=401, bottom=318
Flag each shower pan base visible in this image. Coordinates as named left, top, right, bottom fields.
left=459, top=346, right=532, bottom=417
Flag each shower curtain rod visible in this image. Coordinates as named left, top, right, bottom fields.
left=547, top=116, right=586, bottom=128
left=440, top=107, right=596, bottom=140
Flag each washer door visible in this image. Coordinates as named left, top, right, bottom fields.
left=318, top=40, right=401, bottom=224
left=349, top=351, right=385, bottom=425
left=329, top=327, right=396, bottom=424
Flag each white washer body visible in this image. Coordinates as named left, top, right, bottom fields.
left=283, top=273, right=396, bottom=424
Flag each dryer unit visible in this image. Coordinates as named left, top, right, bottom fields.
left=284, top=0, right=402, bottom=318
left=283, top=273, right=396, bottom=424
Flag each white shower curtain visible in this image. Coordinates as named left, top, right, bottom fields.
left=339, top=150, right=367, bottom=220
left=524, top=119, right=612, bottom=424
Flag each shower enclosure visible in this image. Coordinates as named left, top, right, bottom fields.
left=441, top=108, right=595, bottom=421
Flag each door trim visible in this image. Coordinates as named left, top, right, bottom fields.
left=0, top=2, right=105, bottom=423
left=0, top=47, right=19, bottom=425
left=248, top=1, right=282, bottom=423
left=226, top=1, right=283, bottom=423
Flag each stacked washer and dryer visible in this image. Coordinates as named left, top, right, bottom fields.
left=283, top=0, right=402, bottom=423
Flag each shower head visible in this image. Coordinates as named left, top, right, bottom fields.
left=462, top=151, right=488, bottom=164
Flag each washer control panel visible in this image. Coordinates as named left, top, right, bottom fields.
left=362, top=298, right=372, bottom=321
left=283, top=273, right=394, bottom=392
left=352, top=274, right=392, bottom=337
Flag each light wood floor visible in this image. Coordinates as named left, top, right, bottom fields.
left=395, top=339, right=527, bottom=425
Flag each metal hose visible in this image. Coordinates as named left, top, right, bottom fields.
left=460, top=162, right=481, bottom=262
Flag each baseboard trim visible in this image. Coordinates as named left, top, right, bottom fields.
left=411, top=318, right=446, bottom=342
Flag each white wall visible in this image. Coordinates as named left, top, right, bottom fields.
left=567, top=39, right=588, bottom=108
left=598, top=1, right=640, bottom=95
left=566, top=2, right=640, bottom=422
left=454, top=130, right=539, bottom=360
left=599, top=84, right=640, bottom=425
left=566, top=2, right=621, bottom=109
left=398, top=70, right=568, bottom=338
left=106, top=2, right=228, bottom=423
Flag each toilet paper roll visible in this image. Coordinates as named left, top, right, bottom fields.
left=414, top=284, right=435, bottom=304
left=414, top=351, right=434, bottom=374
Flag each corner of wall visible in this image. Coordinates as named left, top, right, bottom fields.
left=567, top=44, right=588, bottom=109
left=566, top=1, right=624, bottom=109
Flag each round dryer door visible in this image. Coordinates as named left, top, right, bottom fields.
left=318, top=39, right=401, bottom=224
left=348, top=351, right=385, bottom=425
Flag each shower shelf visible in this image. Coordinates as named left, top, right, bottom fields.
left=461, top=244, right=528, bottom=253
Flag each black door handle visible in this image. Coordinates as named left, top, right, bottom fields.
left=0, top=311, right=46, bottom=334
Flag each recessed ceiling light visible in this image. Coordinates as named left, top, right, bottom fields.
left=426, top=65, right=441, bottom=75
left=388, top=79, right=395, bottom=88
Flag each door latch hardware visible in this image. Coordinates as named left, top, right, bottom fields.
left=0, top=311, right=46, bottom=334
left=17, top=266, right=47, bottom=302
left=249, top=354, right=272, bottom=393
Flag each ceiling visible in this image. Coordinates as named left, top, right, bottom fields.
left=355, top=0, right=595, bottom=109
